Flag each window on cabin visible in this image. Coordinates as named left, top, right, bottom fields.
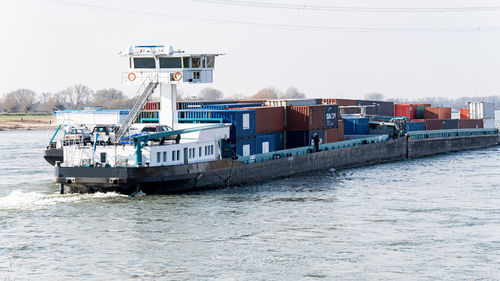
left=157, top=152, right=161, bottom=163
left=172, top=151, right=175, bottom=161
left=177, top=150, right=180, bottom=161
left=189, top=149, right=192, bottom=159
left=205, top=146, right=207, bottom=155
left=163, top=152, right=167, bottom=162
left=160, top=57, right=182, bottom=68
left=192, top=72, right=200, bottom=80
left=191, top=57, right=201, bottom=68
left=133, top=57, right=156, bottom=69
left=211, top=145, right=214, bottom=155
left=183, top=57, right=190, bottom=68
left=199, top=147, right=202, bottom=157
left=206, top=55, right=215, bottom=68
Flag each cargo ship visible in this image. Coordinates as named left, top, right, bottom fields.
left=47, top=45, right=500, bottom=195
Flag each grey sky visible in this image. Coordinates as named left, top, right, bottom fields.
left=1, top=0, right=499, bottom=99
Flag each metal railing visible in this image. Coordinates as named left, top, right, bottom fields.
left=237, top=135, right=390, bottom=164
left=408, top=128, right=498, bottom=140
left=114, top=73, right=159, bottom=143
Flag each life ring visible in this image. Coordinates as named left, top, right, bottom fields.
left=173, top=72, right=183, bottom=81
left=127, top=72, right=136, bottom=81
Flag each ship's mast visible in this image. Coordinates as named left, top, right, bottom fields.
left=121, top=45, right=219, bottom=129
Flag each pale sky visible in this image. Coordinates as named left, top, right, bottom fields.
left=1, top=0, right=500, bottom=100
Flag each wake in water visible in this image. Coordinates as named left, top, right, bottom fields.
left=0, top=190, right=127, bottom=210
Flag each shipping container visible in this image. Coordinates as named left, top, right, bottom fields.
left=234, top=106, right=284, bottom=134
left=177, top=100, right=238, bottom=110
left=255, top=134, right=275, bottom=154
left=287, top=105, right=325, bottom=131
left=483, top=119, right=496, bottom=128
left=460, top=108, right=469, bottom=119
left=322, top=98, right=358, bottom=115
left=407, top=121, right=425, bottom=132
left=424, top=107, right=451, bottom=119
left=178, top=110, right=256, bottom=139
left=269, top=130, right=285, bottom=151
left=457, top=119, right=484, bottom=129
left=357, top=100, right=394, bottom=116
left=236, top=99, right=267, bottom=105
left=441, top=119, right=458, bottom=130
left=416, top=105, right=425, bottom=119
left=324, top=104, right=339, bottom=128
left=342, top=116, right=369, bottom=135
left=202, top=103, right=261, bottom=110
left=468, top=102, right=495, bottom=119
left=143, top=101, right=160, bottom=111
left=324, top=120, right=344, bottom=143
left=229, top=137, right=255, bottom=156
left=424, top=119, right=443, bottom=130
left=394, top=104, right=417, bottom=119
left=265, top=99, right=321, bottom=107
left=286, top=129, right=324, bottom=149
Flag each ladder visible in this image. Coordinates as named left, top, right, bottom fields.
left=114, top=73, right=159, bottom=143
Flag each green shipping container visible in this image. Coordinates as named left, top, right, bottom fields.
left=416, top=105, right=425, bottom=119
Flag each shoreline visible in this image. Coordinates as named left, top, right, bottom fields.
left=0, top=114, right=56, bottom=131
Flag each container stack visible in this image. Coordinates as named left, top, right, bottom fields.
left=137, top=101, right=160, bottom=123
left=232, top=106, right=285, bottom=153
left=285, top=104, right=340, bottom=148
left=394, top=103, right=456, bottom=131
left=468, top=102, right=495, bottom=128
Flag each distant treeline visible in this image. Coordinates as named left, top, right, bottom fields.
left=0, top=85, right=307, bottom=113
left=0, top=85, right=497, bottom=113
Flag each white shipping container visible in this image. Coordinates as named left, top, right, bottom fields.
left=468, top=102, right=495, bottom=119
left=483, top=119, right=496, bottom=128
left=265, top=99, right=320, bottom=107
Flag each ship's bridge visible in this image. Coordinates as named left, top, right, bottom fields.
left=121, top=45, right=219, bottom=84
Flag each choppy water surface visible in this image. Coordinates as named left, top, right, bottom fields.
left=0, top=130, right=499, bottom=280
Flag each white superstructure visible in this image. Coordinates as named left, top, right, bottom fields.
left=59, top=44, right=229, bottom=169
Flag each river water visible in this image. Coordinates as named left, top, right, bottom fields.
left=0, top=130, right=499, bottom=280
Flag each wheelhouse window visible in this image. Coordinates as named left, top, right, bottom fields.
left=183, top=57, right=190, bottom=68
left=133, top=57, right=156, bottom=69
left=206, top=55, right=215, bottom=68
left=191, top=57, right=201, bottom=68
left=160, top=57, right=182, bottom=69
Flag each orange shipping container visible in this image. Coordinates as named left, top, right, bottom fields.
left=460, top=108, right=469, bottom=119
left=424, top=107, right=451, bottom=119
left=287, top=105, right=324, bottom=131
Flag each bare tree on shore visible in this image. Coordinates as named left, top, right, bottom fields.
left=252, top=87, right=280, bottom=99
left=0, top=89, right=36, bottom=113
left=280, top=87, right=306, bottom=99
left=198, top=87, right=224, bottom=100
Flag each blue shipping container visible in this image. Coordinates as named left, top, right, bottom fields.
left=407, top=121, right=425, bottom=132
left=201, top=103, right=261, bottom=110
left=442, top=119, right=458, bottom=130
left=287, top=129, right=324, bottom=149
left=256, top=134, right=275, bottom=154
left=342, top=117, right=369, bottom=135
left=178, top=110, right=256, bottom=139
left=324, top=104, right=339, bottom=128
left=230, top=138, right=256, bottom=156
left=270, top=130, right=285, bottom=151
